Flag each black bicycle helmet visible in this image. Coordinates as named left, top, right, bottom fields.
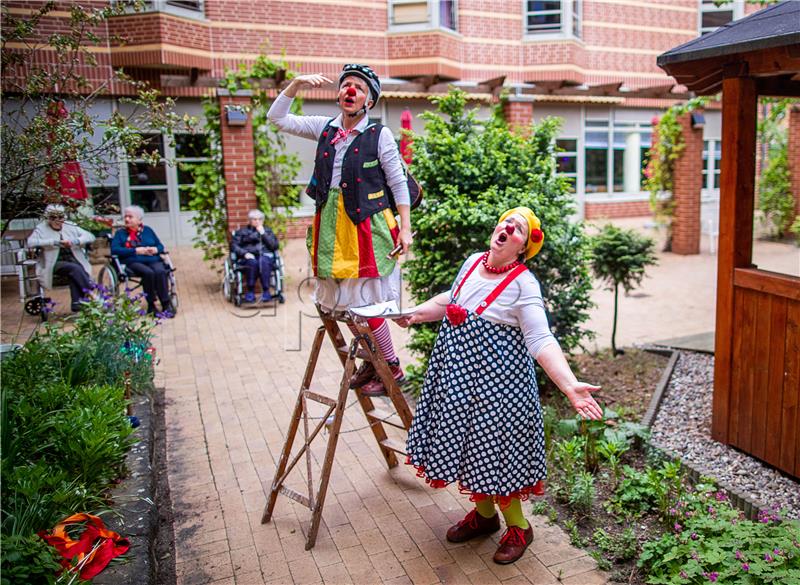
left=338, top=64, right=381, bottom=108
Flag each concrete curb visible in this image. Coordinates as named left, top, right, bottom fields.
left=94, top=393, right=157, bottom=585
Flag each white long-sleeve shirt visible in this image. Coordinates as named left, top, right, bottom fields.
left=450, top=252, right=559, bottom=359
left=267, top=93, right=410, bottom=206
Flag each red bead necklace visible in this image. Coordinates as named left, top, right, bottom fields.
left=481, top=250, right=520, bottom=274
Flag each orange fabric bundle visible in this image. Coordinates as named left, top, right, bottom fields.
left=39, top=513, right=130, bottom=580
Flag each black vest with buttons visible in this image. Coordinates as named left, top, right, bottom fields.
left=306, top=120, right=396, bottom=225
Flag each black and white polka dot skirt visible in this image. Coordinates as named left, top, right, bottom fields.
left=406, top=312, right=546, bottom=504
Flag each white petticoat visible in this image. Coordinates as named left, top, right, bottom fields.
left=313, top=262, right=402, bottom=312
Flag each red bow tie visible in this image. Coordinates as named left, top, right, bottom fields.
left=330, top=127, right=358, bottom=145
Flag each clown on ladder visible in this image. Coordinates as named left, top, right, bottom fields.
left=395, top=207, right=603, bottom=565
left=268, top=64, right=413, bottom=396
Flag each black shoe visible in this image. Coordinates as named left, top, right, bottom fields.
left=71, top=303, right=81, bottom=313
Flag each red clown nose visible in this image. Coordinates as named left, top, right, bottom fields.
left=345, top=87, right=357, bottom=97
left=505, top=224, right=515, bottom=235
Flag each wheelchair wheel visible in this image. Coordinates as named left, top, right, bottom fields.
left=169, top=275, right=179, bottom=312
left=97, top=264, right=119, bottom=296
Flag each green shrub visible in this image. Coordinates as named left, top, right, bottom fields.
left=758, top=142, right=794, bottom=238
left=0, top=533, right=61, bottom=585
left=592, top=527, right=638, bottom=562
left=405, top=89, right=593, bottom=390
left=639, top=485, right=800, bottom=584
left=791, top=215, right=800, bottom=245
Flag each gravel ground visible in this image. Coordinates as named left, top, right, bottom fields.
left=650, top=350, right=800, bottom=520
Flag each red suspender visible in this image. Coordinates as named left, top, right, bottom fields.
left=476, top=264, right=527, bottom=315
left=452, top=255, right=484, bottom=300
left=452, top=256, right=528, bottom=315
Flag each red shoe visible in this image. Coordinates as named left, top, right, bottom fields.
left=493, top=525, right=534, bottom=564
left=446, top=510, right=501, bottom=543
left=359, top=361, right=405, bottom=397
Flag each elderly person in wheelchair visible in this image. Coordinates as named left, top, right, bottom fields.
left=231, top=209, right=280, bottom=303
left=27, top=204, right=96, bottom=313
left=110, top=205, right=174, bottom=316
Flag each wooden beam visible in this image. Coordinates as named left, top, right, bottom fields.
left=756, top=77, right=800, bottom=98
left=713, top=76, right=758, bottom=445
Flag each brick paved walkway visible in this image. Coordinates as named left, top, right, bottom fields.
left=153, top=241, right=608, bottom=585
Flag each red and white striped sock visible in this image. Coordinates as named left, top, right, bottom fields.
left=367, top=317, right=398, bottom=364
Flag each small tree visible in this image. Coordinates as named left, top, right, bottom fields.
left=757, top=99, right=795, bottom=238
left=405, top=90, right=594, bottom=391
left=589, top=225, right=657, bottom=355
left=1, top=2, right=191, bottom=232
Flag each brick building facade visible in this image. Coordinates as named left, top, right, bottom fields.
left=3, top=0, right=759, bottom=244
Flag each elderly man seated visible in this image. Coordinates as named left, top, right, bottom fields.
left=27, top=204, right=96, bottom=312
left=232, top=210, right=279, bottom=303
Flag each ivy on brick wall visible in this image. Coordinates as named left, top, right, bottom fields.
left=644, top=96, right=710, bottom=252
left=186, top=55, right=302, bottom=268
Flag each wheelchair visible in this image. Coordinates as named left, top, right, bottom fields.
left=15, top=245, right=92, bottom=322
left=222, top=249, right=285, bottom=306
left=97, top=238, right=178, bottom=313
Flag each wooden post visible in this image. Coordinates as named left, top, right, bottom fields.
left=712, top=76, right=757, bottom=444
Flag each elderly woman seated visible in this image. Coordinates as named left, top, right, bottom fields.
left=110, top=205, right=174, bottom=316
left=232, top=209, right=279, bottom=303
left=27, top=204, right=96, bottom=312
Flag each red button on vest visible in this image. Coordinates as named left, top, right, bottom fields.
left=323, top=152, right=329, bottom=158
left=356, top=207, right=361, bottom=213
left=341, top=182, right=348, bottom=188
left=354, top=148, right=359, bottom=153
left=356, top=178, right=362, bottom=183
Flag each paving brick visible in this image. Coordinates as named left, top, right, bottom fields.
left=400, top=556, right=439, bottom=585
left=319, top=562, right=353, bottom=585
left=547, top=555, right=599, bottom=580
left=368, top=550, right=407, bottom=581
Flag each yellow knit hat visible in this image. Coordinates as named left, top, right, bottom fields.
left=498, top=206, right=544, bottom=260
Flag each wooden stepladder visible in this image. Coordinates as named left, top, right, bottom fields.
left=261, top=306, right=413, bottom=549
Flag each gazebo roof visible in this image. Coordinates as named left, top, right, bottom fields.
left=657, top=0, right=800, bottom=96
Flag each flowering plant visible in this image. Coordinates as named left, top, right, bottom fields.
left=639, top=483, right=800, bottom=584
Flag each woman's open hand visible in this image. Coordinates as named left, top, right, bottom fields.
left=566, top=382, right=603, bottom=420
left=393, top=314, right=416, bottom=328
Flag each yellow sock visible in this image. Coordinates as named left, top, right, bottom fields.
left=475, top=498, right=496, bottom=518
left=500, top=498, right=529, bottom=529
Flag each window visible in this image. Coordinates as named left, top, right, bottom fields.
left=699, top=0, right=742, bottom=35
left=127, top=134, right=169, bottom=212
left=584, top=120, right=651, bottom=195
left=525, top=0, right=581, bottom=38
left=390, top=0, right=457, bottom=31
left=555, top=138, right=577, bottom=192
left=703, top=140, right=721, bottom=190
left=116, top=0, right=204, bottom=19
left=175, top=133, right=210, bottom=211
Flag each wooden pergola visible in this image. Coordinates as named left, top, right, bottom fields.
left=659, top=1, right=800, bottom=479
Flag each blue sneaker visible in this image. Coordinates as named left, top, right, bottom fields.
left=243, top=291, right=256, bottom=303
left=260, top=291, right=273, bottom=303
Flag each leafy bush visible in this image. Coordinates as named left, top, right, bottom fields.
left=608, top=461, right=684, bottom=520
left=791, top=215, right=800, bottom=245
left=758, top=99, right=795, bottom=239
left=0, top=534, right=61, bottom=585
left=592, top=527, right=638, bottom=562
left=405, top=90, right=593, bottom=389
left=639, top=484, right=800, bottom=584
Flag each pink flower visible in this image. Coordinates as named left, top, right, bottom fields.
left=445, top=303, right=468, bottom=326
left=765, top=553, right=773, bottom=562
left=735, top=550, right=742, bottom=560
left=742, top=563, right=749, bottom=572
left=674, top=522, right=682, bottom=532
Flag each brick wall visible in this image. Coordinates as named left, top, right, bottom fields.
left=585, top=200, right=652, bottom=220
left=503, top=100, right=533, bottom=134
left=286, top=216, right=314, bottom=240
left=788, top=105, right=800, bottom=226
left=219, top=94, right=257, bottom=233
left=671, top=113, right=703, bottom=255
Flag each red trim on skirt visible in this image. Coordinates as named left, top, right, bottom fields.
left=405, top=457, right=545, bottom=510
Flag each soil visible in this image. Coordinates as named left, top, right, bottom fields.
left=537, top=348, right=673, bottom=585
left=153, top=388, right=177, bottom=585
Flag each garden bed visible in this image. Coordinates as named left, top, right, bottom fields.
left=534, top=347, right=800, bottom=584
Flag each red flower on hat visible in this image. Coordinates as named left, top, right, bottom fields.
left=529, top=229, right=543, bottom=243
left=446, top=303, right=468, bottom=326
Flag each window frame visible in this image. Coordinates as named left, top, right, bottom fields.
left=115, top=0, right=206, bottom=21
left=698, top=0, right=743, bottom=35
left=388, top=0, right=459, bottom=34
left=523, top=0, right=582, bottom=41
left=583, top=117, right=652, bottom=198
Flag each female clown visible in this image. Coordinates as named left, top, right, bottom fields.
left=395, top=207, right=602, bottom=565
left=268, top=64, right=412, bottom=397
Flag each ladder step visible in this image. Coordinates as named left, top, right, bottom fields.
left=278, top=485, right=312, bottom=509
left=336, top=345, right=373, bottom=361
left=365, top=407, right=408, bottom=430
left=379, top=438, right=408, bottom=456
left=303, top=389, right=337, bottom=407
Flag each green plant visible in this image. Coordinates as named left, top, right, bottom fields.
left=568, top=471, right=596, bottom=514
left=644, top=96, right=710, bottom=250
left=597, top=438, right=629, bottom=485
left=1, top=533, right=61, bottom=585
left=790, top=215, right=800, bottom=245
left=592, top=527, right=638, bottom=562
left=404, top=89, right=594, bottom=392
left=564, top=517, right=586, bottom=547
left=757, top=100, right=795, bottom=238
left=187, top=55, right=301, bottom=269
left=639, top=485, right=800, bottom=584
left=589, top=225, right=657, bottom=355
left=608, top=460, right=684, bottom=521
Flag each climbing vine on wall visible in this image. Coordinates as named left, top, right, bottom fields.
left=644, top=96, right=711, bottom=251
left=186, top=54, right=302, bottom=268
